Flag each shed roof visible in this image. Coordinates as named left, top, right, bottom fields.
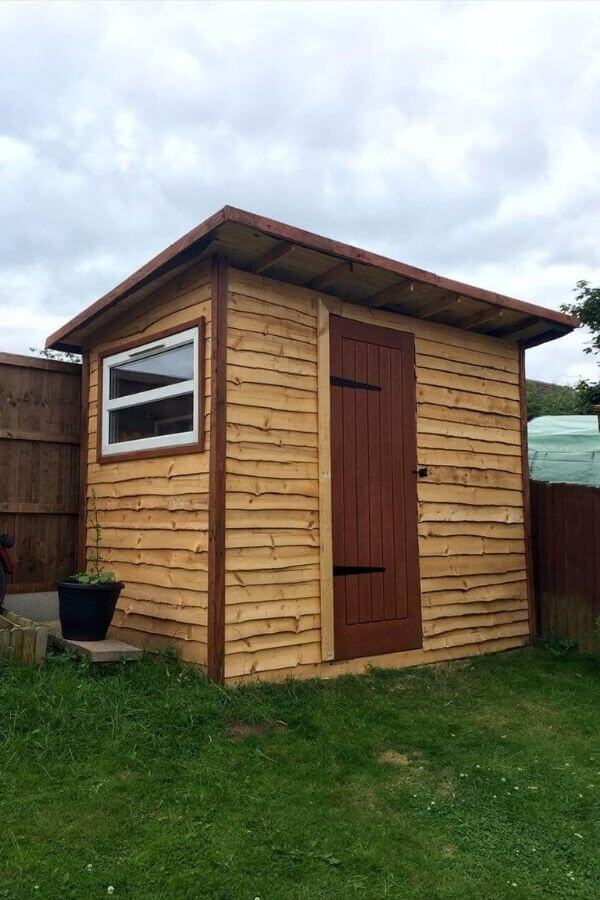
left=46, top=205, right=578, bottom=351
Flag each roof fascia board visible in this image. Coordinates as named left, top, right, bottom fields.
left=46, top=204, right=579, bottom=350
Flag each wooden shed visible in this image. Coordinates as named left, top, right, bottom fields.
left=46, top=207, right=577, bottom=683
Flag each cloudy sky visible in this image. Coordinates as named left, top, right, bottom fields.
left=2, top=0, right=599, bottom=383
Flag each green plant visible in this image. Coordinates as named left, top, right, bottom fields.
left=539, top=633, right=579, bottom=657
left=71, top=489, right=116, bottom=585
left=559, top=280, right=600, bottom=414
left=573, top=378, right=600, bottom=413
left=561, top=280, right=600, bottom=357
left=525, top=380, right=582, bottom=420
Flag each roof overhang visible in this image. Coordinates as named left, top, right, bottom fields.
left=46, top=205, right=579, bottom=352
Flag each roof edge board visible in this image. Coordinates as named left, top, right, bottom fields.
left=45, top=209, right=230, bottom=349
left=222, top=207, right=578, bottom=328
left=46, top=204, right=579, bottom=350
left=522, top=327, right=571, bottom=349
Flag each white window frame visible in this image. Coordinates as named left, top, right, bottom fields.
left=101, top=326, right=199, bottom=457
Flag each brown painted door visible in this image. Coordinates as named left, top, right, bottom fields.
left=330, top=315, right=422, bottom=660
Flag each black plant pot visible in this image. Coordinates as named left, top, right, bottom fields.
left=57, top=580, right=124, bottom=641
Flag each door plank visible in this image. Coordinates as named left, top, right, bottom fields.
left=341, top=337, right=359, bottom=626
left=367, top=343, right=384, bottom=622
left=355, top=340, right=372, bottom=624
left=379, top=346, right=397, bottom=622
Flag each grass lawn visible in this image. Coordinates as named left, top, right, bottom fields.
left=0, top=647, right=598, bottom=899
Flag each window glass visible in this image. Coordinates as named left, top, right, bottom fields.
left=108, top=393, right=194, bottom=444
left=109, top=342, right=194, bottom=399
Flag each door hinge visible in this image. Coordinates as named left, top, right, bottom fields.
left=333, top=565, right=386, bottom=576
left=330, top=375, right=381, bottom=391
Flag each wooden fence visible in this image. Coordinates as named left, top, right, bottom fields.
left=0, top=609, right=48, bottom=664
left=531, top=480, right=600, bottom=652
left=0, top=353, right=81, bottom=593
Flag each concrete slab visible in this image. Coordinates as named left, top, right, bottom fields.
left=51, top=635, right=143, bottom=663
left=4, top=591, right=59, bottom=623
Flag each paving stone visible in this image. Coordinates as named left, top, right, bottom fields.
left=52, top=635, right=143, bottom=662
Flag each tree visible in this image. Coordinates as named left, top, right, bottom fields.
left=573, top=379, right=600, bottom=411
left=560, top=280, right=600, bottom=413
left=561, top=280, right=600, bottom=357
left=526, top=380, right=582, bottom=420
left=29, top=346, right=81, bottom=364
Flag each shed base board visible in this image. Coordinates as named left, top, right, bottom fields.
left=224, top=635, right=529, bottom=685
left=106, top=622, right=528, bottom=684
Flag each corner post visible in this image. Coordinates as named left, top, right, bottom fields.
left=518, top=344, right=537, bottom=638
left=77, top=350, right=90, bottom=572
left=208, top=255, right=228, bottom=682
left=317, top=299, right=335, bottom=661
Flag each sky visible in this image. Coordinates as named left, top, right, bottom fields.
left=1, top=0, right=599, bottom=384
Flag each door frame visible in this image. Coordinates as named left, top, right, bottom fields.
left=317, top=298, right=422, bottom=662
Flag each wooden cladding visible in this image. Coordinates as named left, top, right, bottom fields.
left=85, top=258, right=213, bottom=666
left=329, top=315, right=422, bottom=659
left=518, top=345, right=535, bottom=636
left=0, top=354, right=81, bottom=592
left=531, top=480, right=600, bottom=653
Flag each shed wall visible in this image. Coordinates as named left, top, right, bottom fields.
left=85, top=260, right=212, bottom=665
left=224, top=269, right=529, bottom=681
left=224, top=270, right=321, bottom=677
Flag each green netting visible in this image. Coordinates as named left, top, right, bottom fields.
left=528, top=415, right=600, bottom=486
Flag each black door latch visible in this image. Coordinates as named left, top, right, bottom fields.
left=411, top=466, right=429, bottom=477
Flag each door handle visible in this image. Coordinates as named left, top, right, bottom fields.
left=412, top=466, right=429, bottom=477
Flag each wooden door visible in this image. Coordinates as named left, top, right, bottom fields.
left=330, top=315, right=422, bottom=660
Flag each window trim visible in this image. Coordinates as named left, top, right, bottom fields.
left=96, top=317, right=205, bottom=464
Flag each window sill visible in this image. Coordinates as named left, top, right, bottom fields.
left=96, top=437, right=206, bottom=465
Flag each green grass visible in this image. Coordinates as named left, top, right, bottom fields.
left=0, top=647, right=599, bottom=899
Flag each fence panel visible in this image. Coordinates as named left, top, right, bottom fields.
left=531, top=480, right=600, bottom=651
left=0, top=353, right=81, bottom=592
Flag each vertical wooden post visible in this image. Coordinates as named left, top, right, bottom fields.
left=207, top=256, right=228, bottom=683
left=518, top=344, right=537, bottom=638
left=317, top=300, right=335, bottom=661
left=77, top=350, right=90, bottom=572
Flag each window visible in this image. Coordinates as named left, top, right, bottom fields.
left=99, top=321, right=204, bottom=460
